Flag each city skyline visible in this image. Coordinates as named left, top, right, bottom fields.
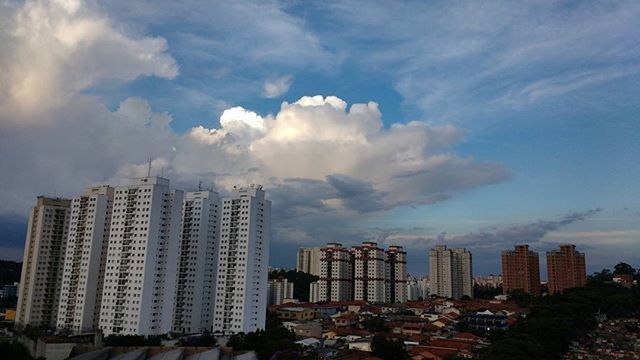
left=1, top=0, right=639, bottom=277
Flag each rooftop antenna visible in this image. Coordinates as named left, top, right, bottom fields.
left=147, top=157, right=152, bottom=177
left=198, top=180, right=202, bottom=191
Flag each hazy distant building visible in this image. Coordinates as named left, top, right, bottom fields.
left=17, top=197, right=71, bottom=327
left=57, top=186, right=113, bottom=333
left=0, top=283, right=19, bottom=298
left=385, top=246, right=408, bottom=303
left=212, top=185, right=270, bottom=335
left=296, top=247, right=322, bottom=276
left=546, top=244, right=586, bottom=294
left=268, top=278, right=294, bottom=305
left=352, top=242, right=386, bottom=302
left=502, top=245, right=541, bottom=295
left=474, top=274, right=503, bottom=288
left=318, top=243, right=352, bottom=302
left=309, top=282, right=320, bottom=303
left=99, top=177, right=184, bottom=336
left=428, top=245, right=473, bottom=299
left=418, top=276, right=430, bottom=298
left=172, top=191, right=221, bottom=334
left=406, top=276, right=420, bottom=301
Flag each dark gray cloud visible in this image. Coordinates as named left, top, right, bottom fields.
left=446, top=208, right=602, bottom=249
left=325, top=174, right=386, bottom=213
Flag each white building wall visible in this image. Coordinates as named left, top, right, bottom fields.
left=429, top=246, right=472, bottom=299
left=99, top=177, right=183, bottom=336
left=213, top=185, right=270, bottom=335
left=17, top=197, right=71, bottom=328
left=353, top=242, right=386, bottom=303
left=318, top=243, right=352, bottom=302
left=385, top=246, right=407, bottom=303
left=268, top=279, right=294, bottom=306
left=173, top=191, right=221, bottom=334
left=429, top=245, right=453, bottom=298
left=57, top=186, right=113, bottom=333
left=296, top=247, right=322, bottom=276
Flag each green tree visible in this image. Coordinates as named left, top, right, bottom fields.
left=613, top=262, right=636, bottom=275
left=371, top=335, right=409, bottom=360
left=480, top=269, right=639, bottom=360
left=228, top=312, right=301, bottom=360
left=268, top=270, right=319, bottom=302
left=362, top=316, right=389, bottom=333
left=0, top=341, right=34, bottom=360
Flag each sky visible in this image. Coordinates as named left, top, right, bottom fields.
left=0, top=0, right=639, bottom=277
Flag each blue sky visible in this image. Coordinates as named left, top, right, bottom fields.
left=0, top=0, right=638, bottom=277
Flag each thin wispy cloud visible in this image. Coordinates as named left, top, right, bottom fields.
left=263, top=75, right=293, bottom=98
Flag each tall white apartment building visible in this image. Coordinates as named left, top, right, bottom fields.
left=385, top=245, right=408, bottom=303
left=296, top=247, right=322, bottom=276
left=17, top=197, right=71, bottom=327
left=212, top=185, right=270, bottom=335
left=57, top=186, right=114, bottom=333
left=318, top=243, right=352, bottom=302
left=172, top=191, right=221, bottom=334
left=352, top=242, right=386, bottom=302
left=452, top=248, right=473, bottom=299
left=428, top=245, right=473, bottom=299
left=267, top=278, right=294, bottom=306
left=99, top=177, right=184, bottom=336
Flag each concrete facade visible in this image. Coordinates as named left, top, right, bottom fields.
left=212, top=185, right=270, bottom=334
left=17, top=197, right=71, bottom=327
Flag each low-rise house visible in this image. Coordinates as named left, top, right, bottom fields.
left=332, top=313, right=358, bottom=328
left=283, top=321, right=323, bottom=338
left=463, top=310, right=509, bottom=333
left=347, top=337, right=373, bottom=352
left=296, top=338, right=321, bottom=348
left=401, top=322, right=431, bottom=336
left=276, top=307, right=316, bottom=321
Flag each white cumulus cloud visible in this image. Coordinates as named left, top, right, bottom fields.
left=0, top=0, right=178, bottom=123
left=263, top=75, right=293, bottom=98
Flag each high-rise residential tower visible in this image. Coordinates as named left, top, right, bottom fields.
left=57, top=186, right=114, bottom=333
left=172, top=191, right=221, bottom=334
left=452, top=248, right=473, bottom=299
left=17, top=197, right=71, bottom=328
left=99, top=177, right=184, bottom=336
left=386, top=246, right=408, bottom=303
left=352, top=242, right=386, bottom=302
left=428, top=245, right=473, bottom=299
left=546, top=244, right=586, bottom=294
left=212, top=185, right=270, bottom=335
left=267, top=278, right=294, bottom=306
left=318, top=243, right=353, bottom=302
left=296, top=247, right=322, bottom=276
left=502, top=244, right=541, bottom=295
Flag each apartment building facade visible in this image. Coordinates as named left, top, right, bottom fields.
left=57, top=186, right=113, bottom=333
left=385, top=246, right=408, bottom=303
left=172, top=191, right=221, bottom=334
left=546, top=244, right=586, bottom=294
left=502, top=244, right=541, bottom=295
left=267, top=278, right=294, bottom=306
left=212, top=185, right=270, bottom=335
left=296, top=247, right=322, bottom=276
left=353, top=242, right=386, bottom=302
left=318, top=243, right=353, bottom=302
left=428, top=245, right=473, bottom=299
left=98, top=177, right=184, bottom=336
left=16, top=197, right=71, bottom=327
